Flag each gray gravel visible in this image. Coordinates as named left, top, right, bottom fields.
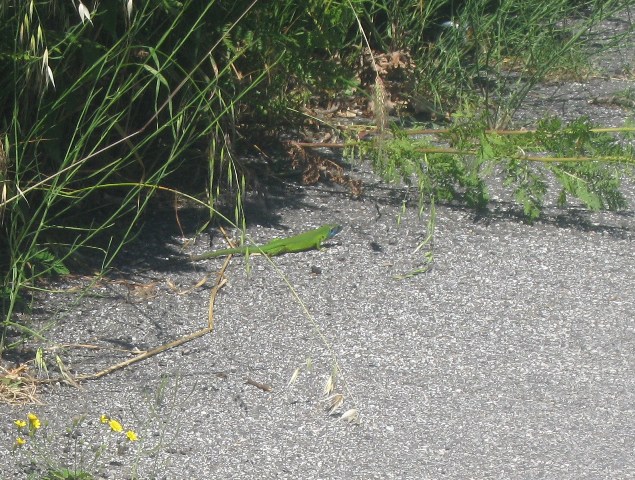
left=1, top=10, right=635, bottom=480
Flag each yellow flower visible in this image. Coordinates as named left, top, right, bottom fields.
left=15, top=437, right=26, bottom=447
left=126, top=430, right=138, bottom=441
left=27, top=413, right=41, bottom=430
left=108, top=419, right=123, bottom=432
left=100, top=414, right=109, bottom=424
left=14, top=419, right=27, bottom=429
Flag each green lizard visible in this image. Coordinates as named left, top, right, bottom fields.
left=190, top=224, right=342, bottom=260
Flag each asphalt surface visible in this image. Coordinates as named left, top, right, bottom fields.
left=1, top=11, right=634, bottom=480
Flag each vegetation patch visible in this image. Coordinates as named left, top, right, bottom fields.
left=1, top=0, right=634, bottom=403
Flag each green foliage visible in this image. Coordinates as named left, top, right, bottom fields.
left=502, top=158, right=548, bottom=220
left=370, top=133, right=489, bottom=209
left=29, top=249, right=70, bottom=277
left=41, top=469, right=93, bottom=480
left=536, top=117, right=629, bottom=213
left=371, top=115, right=634, bottom=222
left=220, top=0, right=361, bottom=119
left=553, top=161, right=626, bottom=211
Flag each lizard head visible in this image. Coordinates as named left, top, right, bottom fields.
left=326, top=224, right=343, bottom=239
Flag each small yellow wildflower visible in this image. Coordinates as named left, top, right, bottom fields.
left=15, top=437, right=26, bottom=447
left=108, top=419, right=123, bottom=432
left=100, top=414, right=109, bottom=424
left=14, top=419, right=27, bottom=429
left=27, top=413, right=41, bottom=430
left=126, top=430, right=138, bottom=441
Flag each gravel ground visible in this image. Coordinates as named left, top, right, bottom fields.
left=1, top=10, right=635, bottom=480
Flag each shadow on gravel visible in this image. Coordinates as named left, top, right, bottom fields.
left=468, top=200, right=633, bottom=239
left=112, top=181, right=352, bottom=273
left=363, top=179, right=633, bottom=238
left=106, top=174, right=633, bottom=280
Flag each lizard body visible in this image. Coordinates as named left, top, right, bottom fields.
left=190, top=224, right=342, bottom=260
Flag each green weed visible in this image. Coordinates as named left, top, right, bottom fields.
left=11, top=412, right=139, bottom=479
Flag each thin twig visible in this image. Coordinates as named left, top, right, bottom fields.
left=34, top=260, right=230, bottom=385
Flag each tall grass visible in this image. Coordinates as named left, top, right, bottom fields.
left=0, top=0, right=264, bottom=339
left=410, top=0, right=630, bottom=125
